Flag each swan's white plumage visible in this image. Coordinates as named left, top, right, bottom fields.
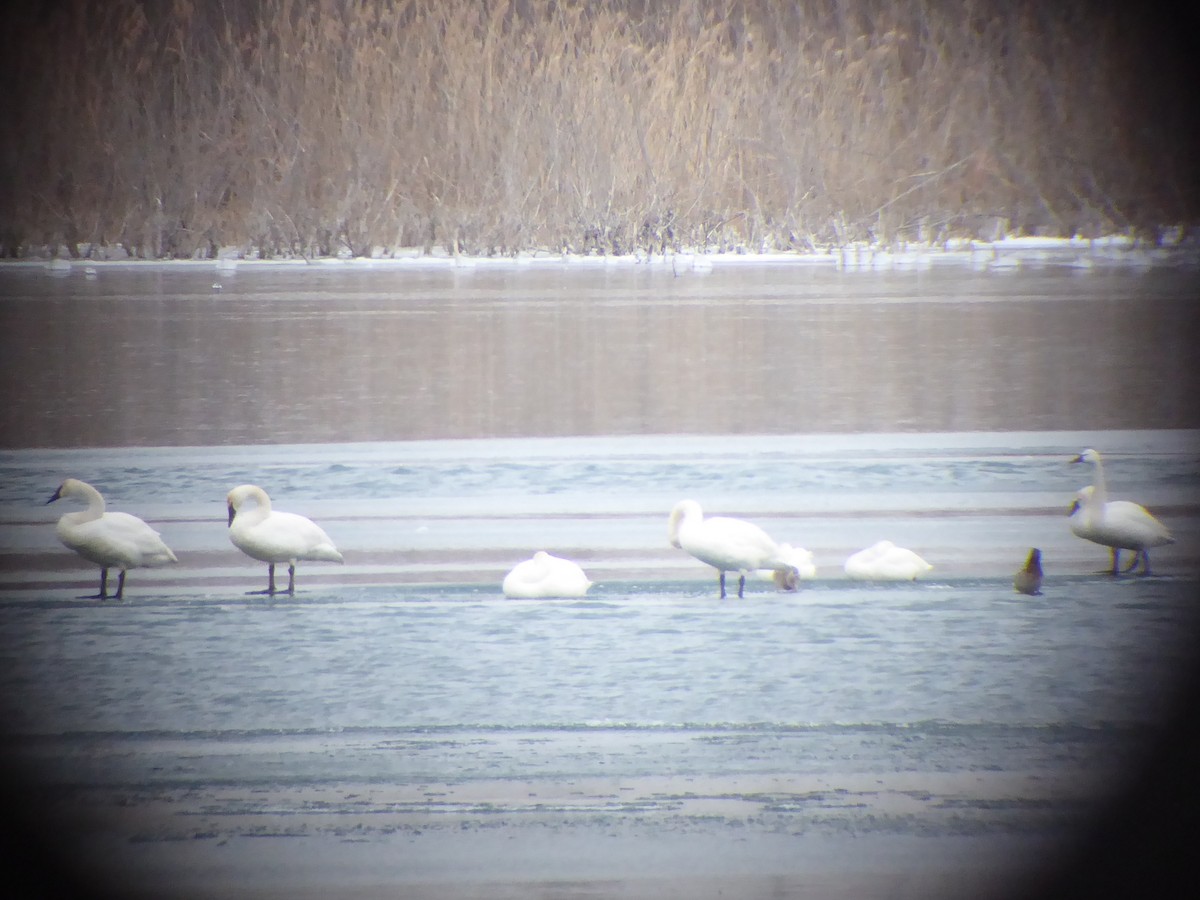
left=226, top=484, right=343, bottom=594
left=668, top=499, right=797, bottom=598
left=502, top=551, right=592, bottom=599
left=843, top=541, right=932, bottom=581
left=1069, top=449, right=1173, bottom=575
left=48, top=478, right=177, bottom=599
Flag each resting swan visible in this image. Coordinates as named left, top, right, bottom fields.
left=668, top=499, right=798, bottom=599
left=844, top=541, right=932, bottom=581
left=226, top=484, right=343, bottom=595
left=1069, top=449, right=1173, bottom=575
left=47, top=478, right=177, bottom=600
left=502, top=551, right=593, bottom=599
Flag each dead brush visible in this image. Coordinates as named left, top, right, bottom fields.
left=0, top=0, right=1193, bottom=258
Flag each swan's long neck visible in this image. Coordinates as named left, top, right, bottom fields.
left=232, top=486, right=272, bottom=526
left=668, top=502, right=700, bottom=549
left=1090, top=455, right=1109, bottom=505
left=65, top=481, right=105, bottom=525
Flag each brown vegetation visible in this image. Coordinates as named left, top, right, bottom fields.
left=2, top=0, right=1196, bottom=258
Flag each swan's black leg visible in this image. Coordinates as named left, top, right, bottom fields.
left=250, top=563, right=277, bottom=595
left=115, top=570, right=126, bottom=600
left=718, top=570, right=727, bottom=599
left=85, top=567, right=110, bottom=600
left=1134, top=551, right=1152, bottom=576
left=286, top=563, right=296, bottom=596
left=737, top=574, right=746, bottom=599
left=1109, top=548, right=1120, bottom=576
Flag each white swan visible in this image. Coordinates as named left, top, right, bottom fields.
left=1068, top=485, right=1173, bottom=576
left=760, top=543, right=817, bottom=591
left=1014, top=548, right=1043, bottom=596
left=226, top=484, right=343, bottom=595
left=1070, top=449, right=1174, bottom=575
left=668, top=499, right=798, bottom=599
left=502, top=551, right=593, bottom=599
left=843, top=541, right=932, bottom=581
left=47, top=478, right=177, bottom=600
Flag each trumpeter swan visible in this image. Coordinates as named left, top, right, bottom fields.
left=1014, top=548, right=1043, bottom=595
left=502, top=551, right=593, bottom=599
left=1070, top=449, right=1173, bottom=575
left=226, top=484, right=343, bottom=595
left=668, top=499, right=798, bottom=599
left=843, top=541, right=932, bottom=581
left=47, top=478, right=177, bottom=600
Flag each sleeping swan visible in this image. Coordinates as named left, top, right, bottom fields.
left=502, top=551, right=593, bottom=599
left=668, top=499, right=798, bottom=599
left=844, top=541, right=932, bottom=581
left=1070, top=449, right=1173, bottom=575
left=226, top=484, right=343, bottom=595
left=47, top=478, right=177, bottom=600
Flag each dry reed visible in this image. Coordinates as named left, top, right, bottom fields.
left=1, top=0, right=1195, bottom=258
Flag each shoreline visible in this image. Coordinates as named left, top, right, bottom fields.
left=4, top=233, right=1198, bottom=274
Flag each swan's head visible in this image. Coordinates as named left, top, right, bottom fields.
left=668, top=499, right=702, bottom=548
left=1072, top=448, right=1101, bottom=465
left=46, top=478, right=93, bottom=505
left=227, top=484, right=268, bottom=525
left=1026, top=548, right=1042, bottom=566
left=772, top=566, right=802, bottom=591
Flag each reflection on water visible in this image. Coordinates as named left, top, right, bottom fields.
left=2, top=263, right=1198, bottom=447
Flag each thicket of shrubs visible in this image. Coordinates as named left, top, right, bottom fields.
left=3, top=0, right=1196, bottom=259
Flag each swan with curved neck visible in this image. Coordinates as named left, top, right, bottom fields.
left=47, top=478, right=177, bottom=600
left=502, top=551, right=593, bottom=599
left=668, top=499, right=799, bottom=599
left=1069, top=449, right=1173, bottom=575
left=762, top=543, right=817, bottom=591
left=226, top=484, right=343, bottom=595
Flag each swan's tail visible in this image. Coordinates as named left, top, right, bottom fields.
left=309, top=545, right=344, bottom=563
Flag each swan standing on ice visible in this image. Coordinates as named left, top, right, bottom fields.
left=668, top=499, right=799, bottom=599
left=1069, top=449, right=1173, bottom=575
left=1014, top=548, right=1043, bottom=595
left=226, top=484, right=343, bottom=595
left=47, top=478, right=177, bottom=600
left=502, top=551, right=593, bottom=599
left=843, top=541, right=932, bottom=581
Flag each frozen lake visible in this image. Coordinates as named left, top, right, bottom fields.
left=0, top=259, right=1198, bottom=897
